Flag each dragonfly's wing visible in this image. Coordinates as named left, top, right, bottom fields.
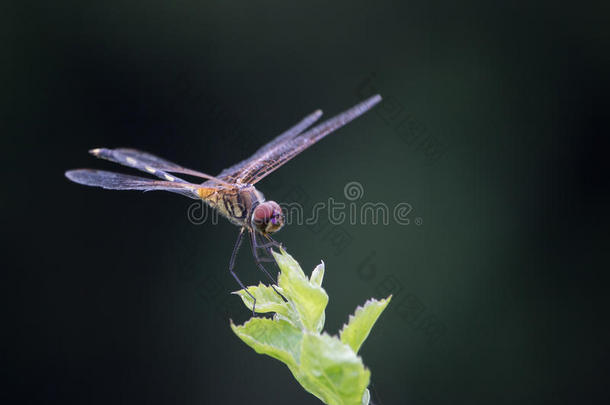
left=215, top=109, right=323, bottom=183
left=90, top=148, right=231, bottom=186
left=227, top=94, right=382, bottom=185
left=65, top=169, right=223, bottom=199
left=247, top=109, right=323, bottom=159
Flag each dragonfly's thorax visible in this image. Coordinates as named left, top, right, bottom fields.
left=200, top=185, right=265, bottom=228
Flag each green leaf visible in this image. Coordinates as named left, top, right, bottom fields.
left=292, top=333, right=370, bottom=405
left=273, top=250, right=328, bottom=333
left=232, top=283, right=291, bottom=318
left=361, top=389, right=370, bottom=405
left=310, top=261, right=325, bottom=287
left=339, top=296, right=392, bottom=354
left=230, top=317, right=302, bottom=369
left=231, top=250, right=389, bottom=405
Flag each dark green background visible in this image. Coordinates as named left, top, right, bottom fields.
left=4, top=1, right=608, bottom=404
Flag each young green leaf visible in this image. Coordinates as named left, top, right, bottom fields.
left=339, top=296, right=392, bottom=354
left=273, top=250, right=328, bottom=333
left=231, top=250, right=390, bottom=405
left=233, top=283, right=291, bottom=318
left=230, top=317, right=302, bottom=369
left=292, top=333, right=371, bottom=405
left=310, top=261, right=325, bottom=287
left=361, top=389, right=370, bottom=405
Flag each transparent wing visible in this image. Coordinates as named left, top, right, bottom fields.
left=215, top=109, right=323, bottom=183
left=247, top=109, right=323, bottom=159
left=90, top=148, right=231, bottom=186
left=225, top=94, right=382, bottom=185
left=65, top=169, right=223, bottom=199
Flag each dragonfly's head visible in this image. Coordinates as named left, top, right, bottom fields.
left=252, top=201, right=284, bottom=235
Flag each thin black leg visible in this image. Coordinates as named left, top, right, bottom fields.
left=250, top=231, right=287, bottom=302
left=258, top=235, right=284, bottom=250
left=229, top=227, right=256, bottom=315
left=249, top=231, right=279, bottom=285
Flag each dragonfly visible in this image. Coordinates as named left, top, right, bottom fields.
left=66, top=94, right=382, bottom=309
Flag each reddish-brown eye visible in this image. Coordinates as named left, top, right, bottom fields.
left=252, top=201, right=284, bottom=234
left=253, top=203, right=274, bottom=224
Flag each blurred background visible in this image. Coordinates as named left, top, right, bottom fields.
left=3, top=1, right=609, bottom=404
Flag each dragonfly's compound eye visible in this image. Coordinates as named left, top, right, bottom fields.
left=252, top=201, right=284, bottom=234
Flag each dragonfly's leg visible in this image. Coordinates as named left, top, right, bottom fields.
left=257, top=235, right=284, bottom=250
left=230, top=228, right=256, bottom=315
left=254, top=256, right=275, bottom=263
left=252, top=241, right=275, bottom=263
left=269, top=235, right=285, bottom=250
left=250, top=231, right=278, bottom=285
left=251, top=233, right=288, bottom=302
